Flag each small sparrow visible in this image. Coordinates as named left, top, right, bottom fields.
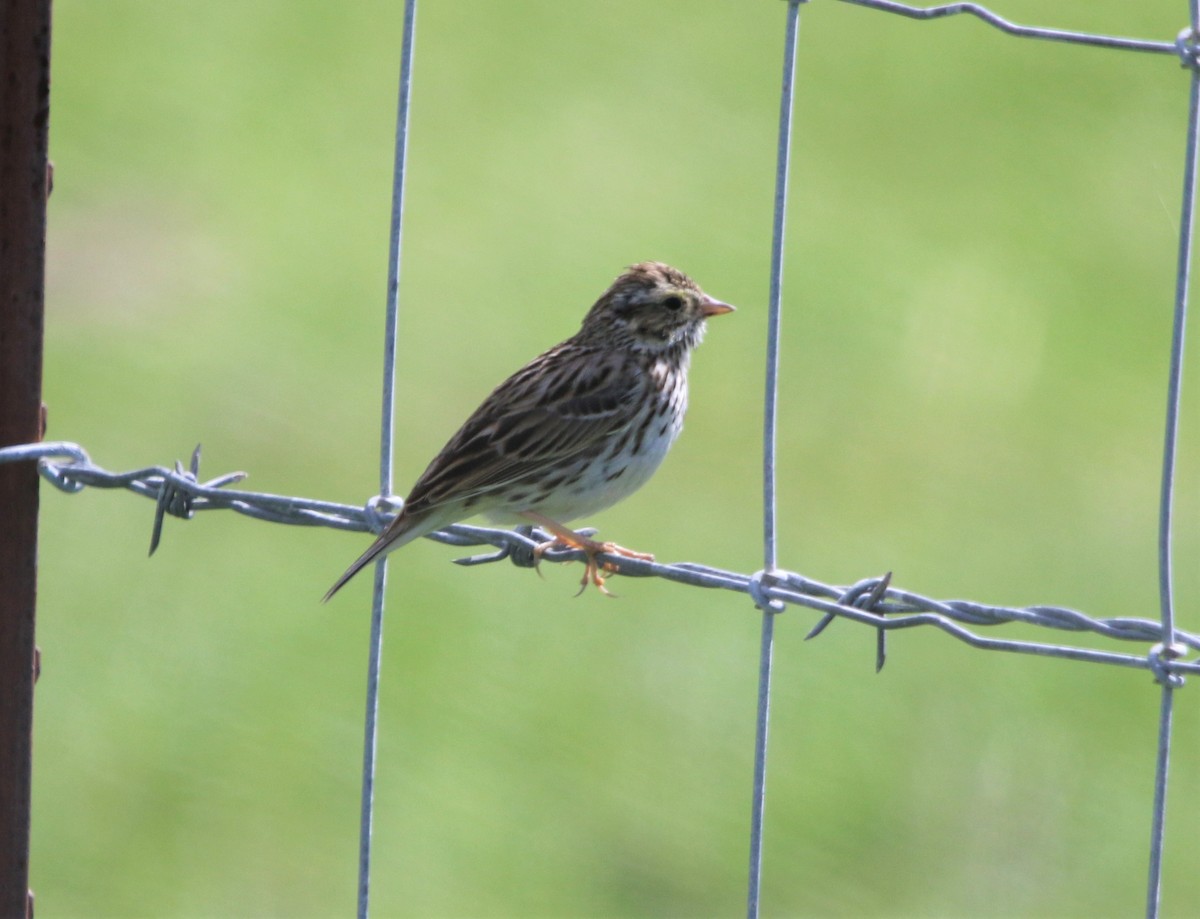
left=324, top=261, right=734, bottom=600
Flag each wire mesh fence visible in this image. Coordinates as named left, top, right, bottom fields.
left=5, top=0, right=1196, bottom=916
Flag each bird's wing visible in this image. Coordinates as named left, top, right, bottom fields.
left=402, top=346, right=645, bottom=515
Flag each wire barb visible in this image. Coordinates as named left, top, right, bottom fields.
left=805, top=572, right=890, bottom=638
left=453, top=524, right=538, bottom=568
left=147, top=444, right=247, bottom=555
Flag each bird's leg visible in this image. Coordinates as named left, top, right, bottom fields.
left=518, top=511, right=654, bottom=596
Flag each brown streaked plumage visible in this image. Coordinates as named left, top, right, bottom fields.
left=324, top=261, right=734, bottom=600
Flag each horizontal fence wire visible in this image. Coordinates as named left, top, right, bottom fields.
left=4, top=440, right=1197, bottom=679
left=836, top=0, right=1180, bottom=55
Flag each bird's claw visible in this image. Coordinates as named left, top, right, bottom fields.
left=532, top=535, right=653, bottom=597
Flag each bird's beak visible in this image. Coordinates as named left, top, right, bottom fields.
left=701, top=296, right=735, bottom=318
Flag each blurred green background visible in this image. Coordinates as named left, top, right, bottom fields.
left=32, top=1, right=1199, bottom=916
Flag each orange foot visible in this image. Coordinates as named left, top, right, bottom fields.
left=520, top=512, right=654, bottom=596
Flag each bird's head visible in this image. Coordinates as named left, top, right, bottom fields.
left=580, top=261, right=734, bottom=352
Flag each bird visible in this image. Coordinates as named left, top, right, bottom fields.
left=324, top=261, right=734, bottom=601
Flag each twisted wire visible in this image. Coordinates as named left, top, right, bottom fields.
left=835, top=0, right=1181, bottom=57
left=6, top=441, right=1196, bottom=679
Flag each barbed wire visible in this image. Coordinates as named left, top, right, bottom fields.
left=4, top=439, right=1196, bottom=680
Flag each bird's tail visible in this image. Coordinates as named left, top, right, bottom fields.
left=322, top=513, right=424, bottom=603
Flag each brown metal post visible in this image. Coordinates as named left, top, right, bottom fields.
left=0, top=1, right=53, bottom=916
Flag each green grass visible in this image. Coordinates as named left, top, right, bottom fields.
left=32, top=1, right=1200, bottom=915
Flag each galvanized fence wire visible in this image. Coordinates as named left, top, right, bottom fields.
left=6, top=0, right=1197, bottom=916
left=355, top=1, right=417, bottom=915
left=7, top=438, right=1199, bottom=676
left=747, top=2, right=802, bottom=913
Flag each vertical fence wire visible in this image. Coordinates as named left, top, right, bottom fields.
left=747, top=3, right=804, bottom=916
left=1145, top=5, right=1199, bottom=915
left=358, top=2, right=417, bottom=916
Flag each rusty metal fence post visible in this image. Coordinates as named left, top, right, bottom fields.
left=0, top=1, right=52, bottom=916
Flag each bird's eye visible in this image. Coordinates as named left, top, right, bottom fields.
left=662, top=295, right=684, bottom=311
